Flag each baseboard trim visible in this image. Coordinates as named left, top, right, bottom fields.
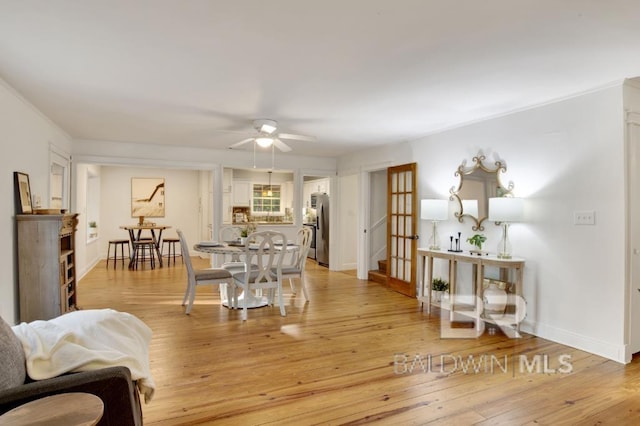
left=522, top=320, right=627, bottom=364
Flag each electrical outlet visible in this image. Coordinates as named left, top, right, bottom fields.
left=574, top=210, right=595, bottom=225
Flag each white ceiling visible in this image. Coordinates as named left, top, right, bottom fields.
left=1, top=0, right=639, bottom=158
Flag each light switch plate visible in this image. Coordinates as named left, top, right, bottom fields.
left=574, top=210, right=595, bottom=225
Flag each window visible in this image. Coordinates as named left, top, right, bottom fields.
left=252, top=184, right=281, bottom=213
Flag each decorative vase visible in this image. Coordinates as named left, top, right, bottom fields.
left=483, top=281, right=507, bottom=317
left=240, top=237, right=247, bottom=245
left=432, top=290, right=444, bottom=303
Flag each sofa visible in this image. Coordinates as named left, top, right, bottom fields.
left=0, top=315, right=143, bottom=425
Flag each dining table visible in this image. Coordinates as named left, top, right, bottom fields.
left=120, top=224, right=171, bottom=268
left=194, top=240, right=298, bottom=309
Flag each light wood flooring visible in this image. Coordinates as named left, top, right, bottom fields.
left=78, top=257, right=640, bottom=425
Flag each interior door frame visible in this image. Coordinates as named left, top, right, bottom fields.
left=626, top=110, right=640, bottom=360
left=357, top=163, right=393, bottom=280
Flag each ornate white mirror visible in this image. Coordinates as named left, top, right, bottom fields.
left=449, top=152, right=513, bottom=231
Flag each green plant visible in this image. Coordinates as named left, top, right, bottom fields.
left=467, top=234, right=486, bottom=250
left=88, top=221, right=97, bottom=228
left=240, top=222, right=257, bottom=238
left=432, top=277, right=449, bottom=292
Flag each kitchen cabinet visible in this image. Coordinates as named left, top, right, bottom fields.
left=233, top=180, right=251, bottom=206
left=223, top=168, right=233, bottom=193
left=281, top=181, right=294, bottom=210
left=303, top=178, right=329, bottom=209
left=16, top=213, right=79, bottom=322
left=314, top=179, right=329, bottom=194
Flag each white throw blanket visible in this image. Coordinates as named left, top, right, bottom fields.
left=12, top=309, right=155, bottom=403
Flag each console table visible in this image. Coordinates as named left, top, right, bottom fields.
left=418, top=248, right=525, bottom=333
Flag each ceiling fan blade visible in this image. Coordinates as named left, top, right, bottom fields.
left=273, top=138, right=292, bottom=152
left=228, top=138, right=255, bottom=149
left=277, top=133, right=316, bottom=142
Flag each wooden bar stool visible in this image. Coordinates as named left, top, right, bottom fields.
left=107, top=239, right=130, bottom=268
left=162, top=237, right=182, bottom=265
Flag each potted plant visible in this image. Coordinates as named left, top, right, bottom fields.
left=467, top=234, right=487, bottom=255
left=432, top=277, right=449, bottom=303
left=239, top=222, right=257, bottom=244
left=88, top=221, right=98, bottom=238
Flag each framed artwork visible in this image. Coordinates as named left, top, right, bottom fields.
left=131, top=177, right=165, bottom=218
left=14, top=172, right=33, bottom=214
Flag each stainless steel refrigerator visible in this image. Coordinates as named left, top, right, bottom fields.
left=314, top=193, right=329, bottom=267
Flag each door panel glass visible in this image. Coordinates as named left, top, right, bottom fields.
left=386, top=163, right=418, bottom=297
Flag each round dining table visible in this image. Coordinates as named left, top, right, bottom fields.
left=194, top=241, right=298, bottom=309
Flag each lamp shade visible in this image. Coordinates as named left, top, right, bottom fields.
left=421, top=199, right=449, bottom=221
left=488, top=197, right=524, bottom=222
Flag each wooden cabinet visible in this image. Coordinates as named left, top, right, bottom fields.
left=16, top=213, right=79, bottom=322
left=233, top=180, right=251, bottom=206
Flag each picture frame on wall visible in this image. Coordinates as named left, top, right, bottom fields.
left=14, top=171, right=33, bottom=214
left=131, top=177, right=165, bottom=219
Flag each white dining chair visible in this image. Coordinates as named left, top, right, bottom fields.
left=232, top=230, right=286, bottom=321
left=219, top=226, right=245, bottom=275
left=219, top=226, right=241, bottom=243
left=277, top=227, right=313, bottom=300
left=177, top=229, right=234, bottom=314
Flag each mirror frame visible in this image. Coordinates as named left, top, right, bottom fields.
left=449, top=153, right=513, bottom=231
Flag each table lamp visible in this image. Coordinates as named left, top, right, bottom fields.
left=488, top=197, right=524, bottom=259
left=421, top=199, right=449, bottom=250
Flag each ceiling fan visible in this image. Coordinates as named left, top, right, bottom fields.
left=228, top=119, right=316, bottom=152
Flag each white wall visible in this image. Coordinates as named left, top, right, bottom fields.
left=339, top=84, right=628, bottom=362
left=96, top=165, right=201, bottom=258
left=0, top=79, right=73, bottom=323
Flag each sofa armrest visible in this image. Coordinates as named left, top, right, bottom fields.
left=0, top=366, right=142, bottom=426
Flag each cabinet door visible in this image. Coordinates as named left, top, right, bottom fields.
left=233, top=181, right=251, bottom=206
left=223, top=168, right=233, bottom=193
left=282, top=181, right=293, bottom=209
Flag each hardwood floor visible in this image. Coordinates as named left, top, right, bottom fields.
left=78, top=258, right=640, bottom=425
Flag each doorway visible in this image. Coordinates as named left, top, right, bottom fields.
left=50, top=147, right=70, bottom=210
left=628, top=111, right=640, bottom=356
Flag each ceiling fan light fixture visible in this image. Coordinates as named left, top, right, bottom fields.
left=256, top=137, right=273, bottom=148
left=260, top=123, right=277, bottom=134
left=254, top=119, right=277, bottom=134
